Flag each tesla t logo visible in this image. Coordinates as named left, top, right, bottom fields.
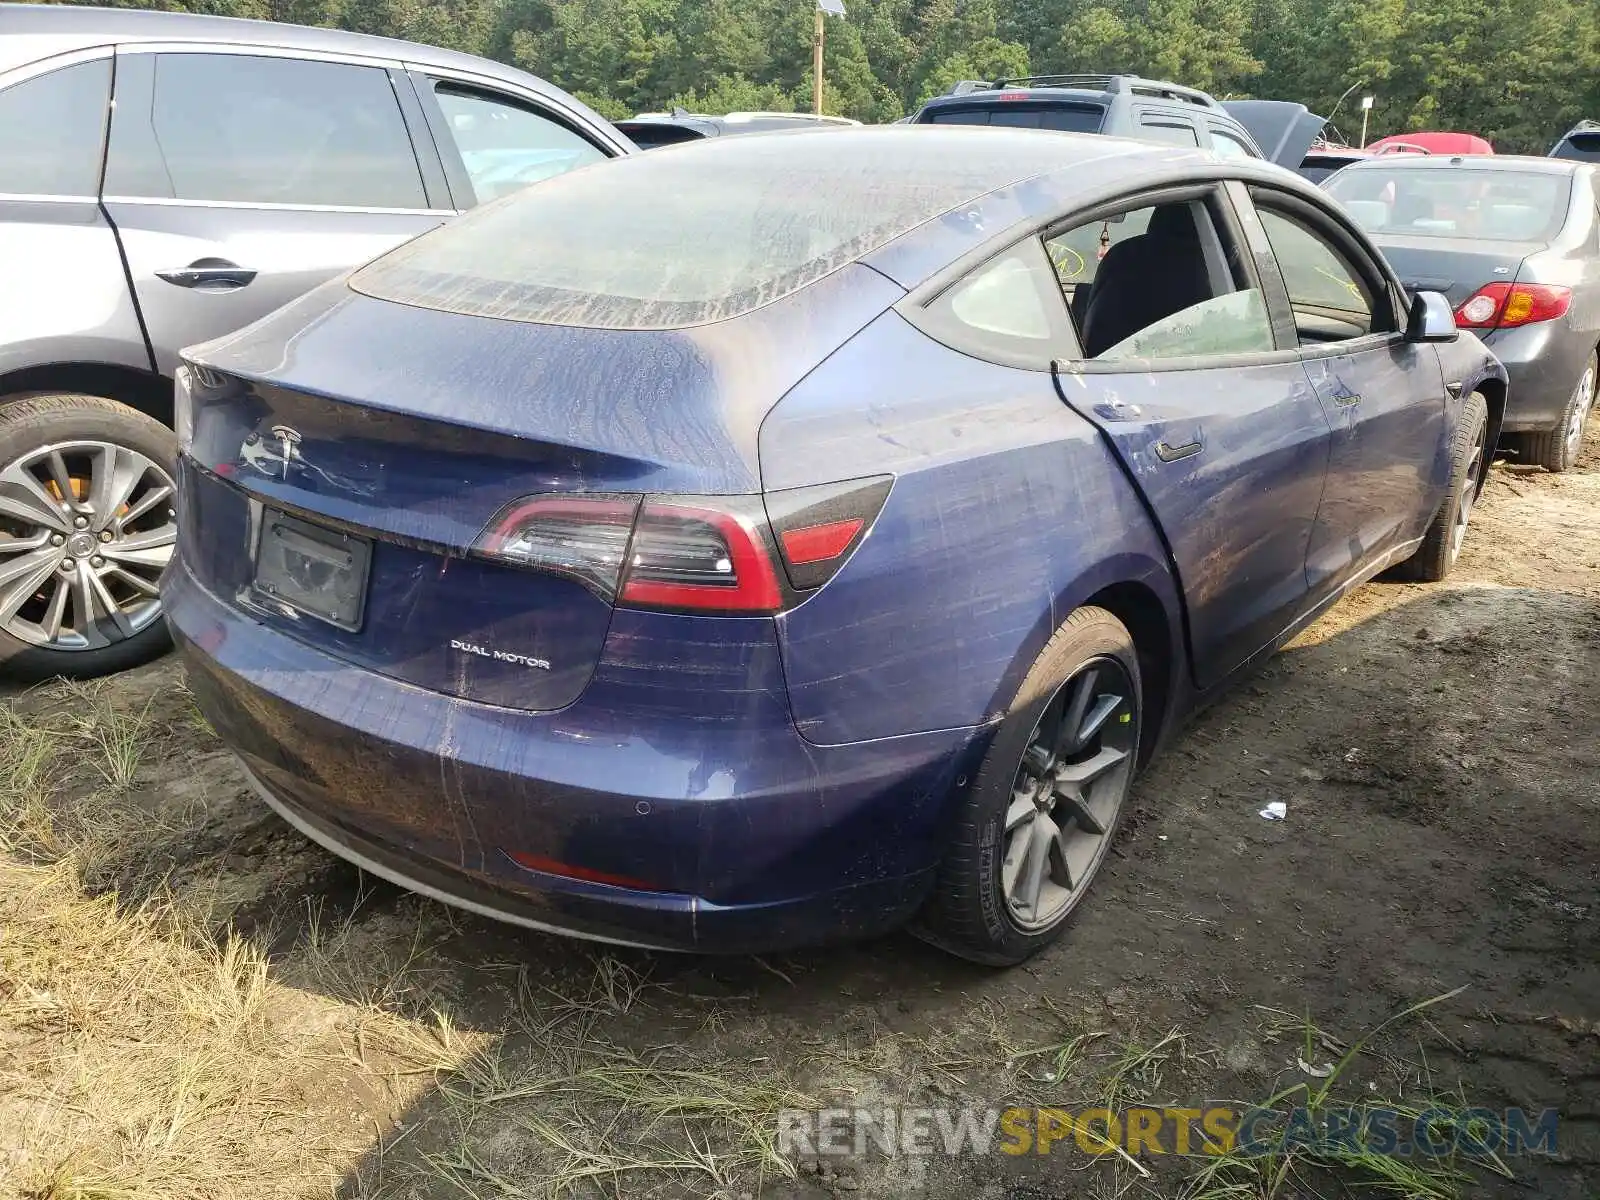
left=270, top=425, right=302, bottom=474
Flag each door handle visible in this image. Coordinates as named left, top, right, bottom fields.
left=156, top=260, right=258, bottom=291
left=1154, top=439, right=1202, bottom=462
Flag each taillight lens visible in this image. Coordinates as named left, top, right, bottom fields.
left=765, top=476, right=893, bottom=591
left=473, top=478, right=892, bottom=612
left=619, top=500, right=783, bottom=614
left=1454, top=282, right=1571, bottom=330
left=472, top=494, right=640, bottom=600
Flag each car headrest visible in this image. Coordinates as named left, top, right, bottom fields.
left=1342, top=200, right=1390, bottom=229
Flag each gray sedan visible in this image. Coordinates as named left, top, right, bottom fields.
left=1326, top=155, right=1599, bottom=471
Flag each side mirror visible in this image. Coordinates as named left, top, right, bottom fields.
left=1405, top=290, right=1459, bottom=343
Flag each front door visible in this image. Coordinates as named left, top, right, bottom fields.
left=1046, top=188, right=1333, bottom=688
left=1240, top=187, right=1449, bottom=601
left=101, top=47, right=451, bottom=376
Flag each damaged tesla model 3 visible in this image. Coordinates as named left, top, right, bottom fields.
left=167, top=127, right=1504, bottom=964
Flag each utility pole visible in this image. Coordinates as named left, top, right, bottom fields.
left=813, top=0, right=845, bottom=116
left=813, top=4, right=824, bottom=115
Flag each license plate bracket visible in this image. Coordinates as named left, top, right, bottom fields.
left=252, top=509, right=371, bottom=632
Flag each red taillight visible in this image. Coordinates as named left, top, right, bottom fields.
left=619, top=501, right=783, bottom=614
left=998, top=90, right=1030, bottom=101
left=1454, top=282, right=1571, bottom=330
left=765, top=476, right=892, bottom=591
left=781, top=519, right=864, bottom=566
left=472, top=478, right=892, bottom=612
left=472, top=494, right=639, bottom=600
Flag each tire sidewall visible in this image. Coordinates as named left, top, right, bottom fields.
left=0, top=393, right=177, bottom=682
left=1451, top=395, right=1489, bottom=529
left=967, top=610, right=1142, bottom=962
left=1562, top=350, right=1598, bottom=469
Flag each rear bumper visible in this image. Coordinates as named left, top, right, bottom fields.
left=1484, top=325, right=1594, bottom=432
left=167, top=562, right=976, bottom=953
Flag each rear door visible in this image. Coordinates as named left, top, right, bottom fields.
left=1235, top=183, right=1449, bottom=599
left=0, top=52, right=153, bottom=378
left=102, top=45, right=452, bottom=377
left=1046, top=184, right=1333, bottom=688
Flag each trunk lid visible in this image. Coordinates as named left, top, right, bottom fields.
left=1367, top=234, right=1539, bottom=307
left=179, top=268, right=901, bottom=711
left=1219, top=100, right=1326, bottom=168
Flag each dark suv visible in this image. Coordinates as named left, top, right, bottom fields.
left=909, top=74, right=1268, bottom=158
left=0, top=4, right=631, bottom=680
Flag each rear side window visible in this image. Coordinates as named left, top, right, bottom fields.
left=0, top=59, right=110, bottom=197
left=112, top=53, right=426, bottom=209
left=433, top=85, right=607, bottom=204
left=927, top=104, right=1104, bottom=134
left=1552, top=132, right=1600, bottom=162
left=1210, top=129, right=1257, bottom=160
left=945, top=246, right=1056, bottom=340
left=1046, top=198, right=1275, bottom=361
left=1139, top=119, right=1200, bottom=148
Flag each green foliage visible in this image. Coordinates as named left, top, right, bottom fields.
left=24, top=0, right=1600, bottom=147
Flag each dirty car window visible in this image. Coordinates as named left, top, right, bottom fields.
left=351, top=133, right=1047, bottom=329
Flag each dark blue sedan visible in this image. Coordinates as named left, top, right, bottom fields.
left=167, top=128, right=1505, bottom=964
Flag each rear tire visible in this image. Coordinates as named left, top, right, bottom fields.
left=917, top=606, right=1141, bottom=966
left=1392, top=391, right=1488, bottom=583
left=1520, top=350, right=1597, bottom=473
left=0, top=393, right=177, bottom=682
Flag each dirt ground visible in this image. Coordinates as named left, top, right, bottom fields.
left=1, top=432, right=1597, bottom=1200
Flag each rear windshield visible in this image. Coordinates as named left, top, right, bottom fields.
left=1298, top=163, right=1344, bottom=184
left=352, top=132, right=1038, bottom=329
left=1552, top=132, right=1600, bottom=162
left=925, top=103, right=1105, bottom=134
left=616, top=122, right=709, bottom=150
left=1326, top=167, right=1573, bottom=242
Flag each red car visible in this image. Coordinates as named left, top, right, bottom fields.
left=1366, top=131, right=1494, bottom=156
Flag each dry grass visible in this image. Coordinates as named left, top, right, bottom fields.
left=0, top=684, right=482, bottom=1200
left=0, top=675, right=815, bottom=1200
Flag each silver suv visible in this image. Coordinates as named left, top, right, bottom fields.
left=0, top=4, right=631, bottom=679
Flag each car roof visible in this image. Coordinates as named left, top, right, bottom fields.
left=1335, top=153, right=1587, bottom=176
left=928, top=73, right=1222, bottom=110
left=0, top=2, right=539, bottom=87
left=682, top=123, right=1178, bottom=187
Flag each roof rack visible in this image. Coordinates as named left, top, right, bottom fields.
left=944, top=73, right=1221, bottom=109
left=722, top=111, right=860, bottom=125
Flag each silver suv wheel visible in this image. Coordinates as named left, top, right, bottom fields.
left=1, top=437, right=175, bottom=651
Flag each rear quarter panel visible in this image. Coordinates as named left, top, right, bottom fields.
left=0, top=199, right=153, bottom=379
left=760, top=311, right=1180, bottom=746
